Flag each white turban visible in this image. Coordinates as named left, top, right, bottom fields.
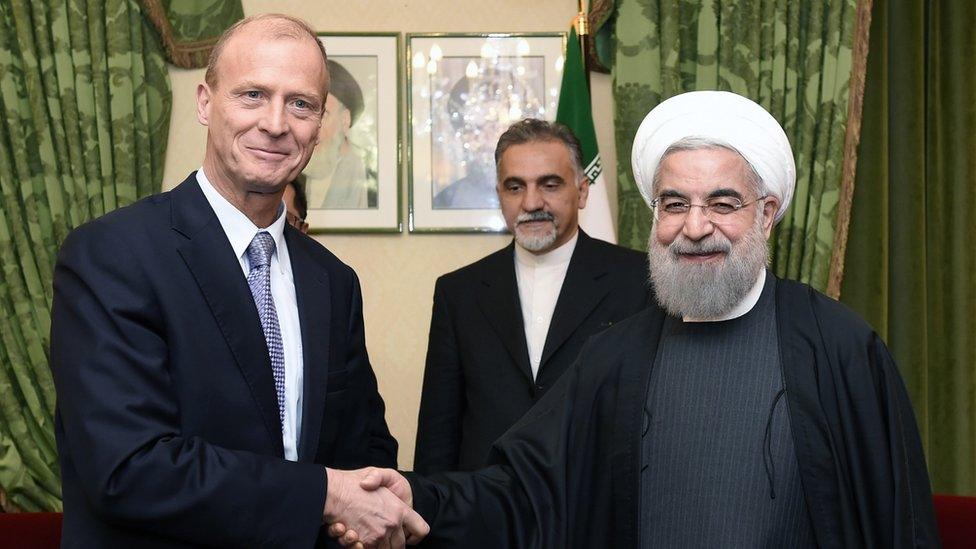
left=631, top=91, right=796, bottom=222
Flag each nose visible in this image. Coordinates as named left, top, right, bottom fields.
left=680, top=205, right=715, bottom=241
left=521, top=184, right=544, bottom=212
left=257, top=101, right=289, bottom=137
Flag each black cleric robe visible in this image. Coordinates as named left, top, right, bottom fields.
left=406, top=274, right=940, bottom=548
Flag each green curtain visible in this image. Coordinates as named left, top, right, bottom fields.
left=841, top=0, right=976, bottom=496
left=611, top=0, right=860, bottom=292
left=0, top=0, right=171, bottom=511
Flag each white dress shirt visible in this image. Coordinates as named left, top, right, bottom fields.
left=514, top=231, right=579, bottom=380
left=196, top=169, right=304, bottom=461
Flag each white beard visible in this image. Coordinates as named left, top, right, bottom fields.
left=647, top=215, right=769, bottom=319
left=514, top=210, right=558, bottom=252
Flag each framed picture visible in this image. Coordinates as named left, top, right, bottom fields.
left=407, top=33, right=565, bottom=232
left=305, top=33, right=401, bottom=232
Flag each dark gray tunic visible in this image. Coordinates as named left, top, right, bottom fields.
left=640, top=273, right=815, bottom=548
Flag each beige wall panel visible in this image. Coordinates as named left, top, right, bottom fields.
left=161, top=0, right=620, bottom=467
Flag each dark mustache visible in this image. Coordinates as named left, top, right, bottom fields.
left=516, top=211, right=554, bottom=224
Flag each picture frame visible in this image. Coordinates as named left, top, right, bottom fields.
left=305, top=33, right=402, bottom=233
left=406, top=33, right=566, bottom=232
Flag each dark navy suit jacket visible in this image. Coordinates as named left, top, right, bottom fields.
left=50, top=173, right=397, bottom=547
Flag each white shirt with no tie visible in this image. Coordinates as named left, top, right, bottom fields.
left=514, top=231, right=579, bottom=380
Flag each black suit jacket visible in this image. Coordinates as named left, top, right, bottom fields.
left=49, top=174, right=397, bottom=548
left=414, top=231, right=651, bottom=474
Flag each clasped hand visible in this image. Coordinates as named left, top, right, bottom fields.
left=324, top=467, right=428, bottom=549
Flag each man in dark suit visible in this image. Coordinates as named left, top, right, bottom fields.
left=49, top=14, right=426, bottom=548
left=414, top=119, right=651, bottom=474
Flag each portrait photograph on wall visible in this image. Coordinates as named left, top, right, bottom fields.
left=306, top=33, right=401, bottom=232
left=407, top=33, right=565, bottom=232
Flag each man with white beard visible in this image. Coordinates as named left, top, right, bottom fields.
left=333, top=92, right=939, bottom=549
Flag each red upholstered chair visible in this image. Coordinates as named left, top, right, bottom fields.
left=934, top=494, right=976, bottom=548
left=0, top=512, right=62, bottom=549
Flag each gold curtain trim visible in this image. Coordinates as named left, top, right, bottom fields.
left=139, top=0, right=221, bottom=69
left=586, top=0, right=615, bottom=73
left=827, top=0, right=874, bottom=299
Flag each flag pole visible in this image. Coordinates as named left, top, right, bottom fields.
left=576, top=0, right=590, bottom=90
left=558, top=0, right=616, bottom=243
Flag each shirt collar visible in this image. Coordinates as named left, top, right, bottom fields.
left=514, top=229, right=579, bottom=269
left=683, top=268, right=766, bottom=323
left=196, top=169, right=289, bottom=272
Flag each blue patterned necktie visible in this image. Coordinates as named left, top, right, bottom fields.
left=246, top=231, right=285, bottom=427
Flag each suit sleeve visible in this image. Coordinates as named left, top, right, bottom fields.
left=414, top=278, right=465, bottom=474
left=343, top=271, right=398, bottom=467
left=50, top=224, right=326, bottom=547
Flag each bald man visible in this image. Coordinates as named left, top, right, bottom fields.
left=50, top=14, right=425, bottom=548
left=340, top=91, right=938, bottom=549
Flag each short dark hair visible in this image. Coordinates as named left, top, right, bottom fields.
left=289, top=174, right=308, bottom=219
left=494, top=119, right=585, bottom=178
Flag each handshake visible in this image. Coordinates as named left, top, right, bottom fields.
left=323, top=467, right=429, bottom=549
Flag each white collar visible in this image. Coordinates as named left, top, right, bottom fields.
left=683, top=268, right=766, bottom=323
left=196, top=169, right=288, bottom=273
left=514, top=229, right=579, bottom=269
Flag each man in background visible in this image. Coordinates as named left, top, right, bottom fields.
left=414, top=118, right=651, bottom=474
left=50, top=13, right=425, bottom=548
left=305, top=59, right=371, bottom=209
left=284, top=174, right=310, bottom=233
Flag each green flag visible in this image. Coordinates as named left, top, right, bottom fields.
left=556, top=27, right=616, bottom=243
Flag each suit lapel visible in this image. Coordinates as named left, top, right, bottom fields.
left=539, top=232, right=611, bottom=369
left=475, top=243, right=534, bottom=384
left=287, top=230, right=331, bottom=463
left=171, top=176, right=284, bottom=456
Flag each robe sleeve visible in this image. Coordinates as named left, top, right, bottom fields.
left=795, top=285, right=941, bottom=548
left=868, top=333, right=940, bottom=547
left=407, top=355, right=580, bottom=548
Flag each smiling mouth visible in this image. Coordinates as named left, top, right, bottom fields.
left=247, top=146, right=289, bottom=159
left=677, top=251, right=725, bottom=262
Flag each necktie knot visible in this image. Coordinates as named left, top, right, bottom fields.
left=247, top=232, right=276, bottom=269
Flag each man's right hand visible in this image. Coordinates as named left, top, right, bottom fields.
left=324, top=468, right=428, bottom=549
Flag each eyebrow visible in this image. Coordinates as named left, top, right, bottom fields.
left=706, top=187, right=745, bottom=200
left=234, top=81, right=268, bottom=93
left=501, top=174, right=566, bottom=186
left=657, top=189, right=688, bottom=199
left=234, top=81, right=324, bottom=104
left=537, top=174, right=565, bottom=185
left=656, top=188, right=745, bottom=200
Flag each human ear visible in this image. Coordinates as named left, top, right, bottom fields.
left=196, top=84, right=212, bottom=126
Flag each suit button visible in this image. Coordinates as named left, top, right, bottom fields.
left=533, top=384, right=544, bottom=398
